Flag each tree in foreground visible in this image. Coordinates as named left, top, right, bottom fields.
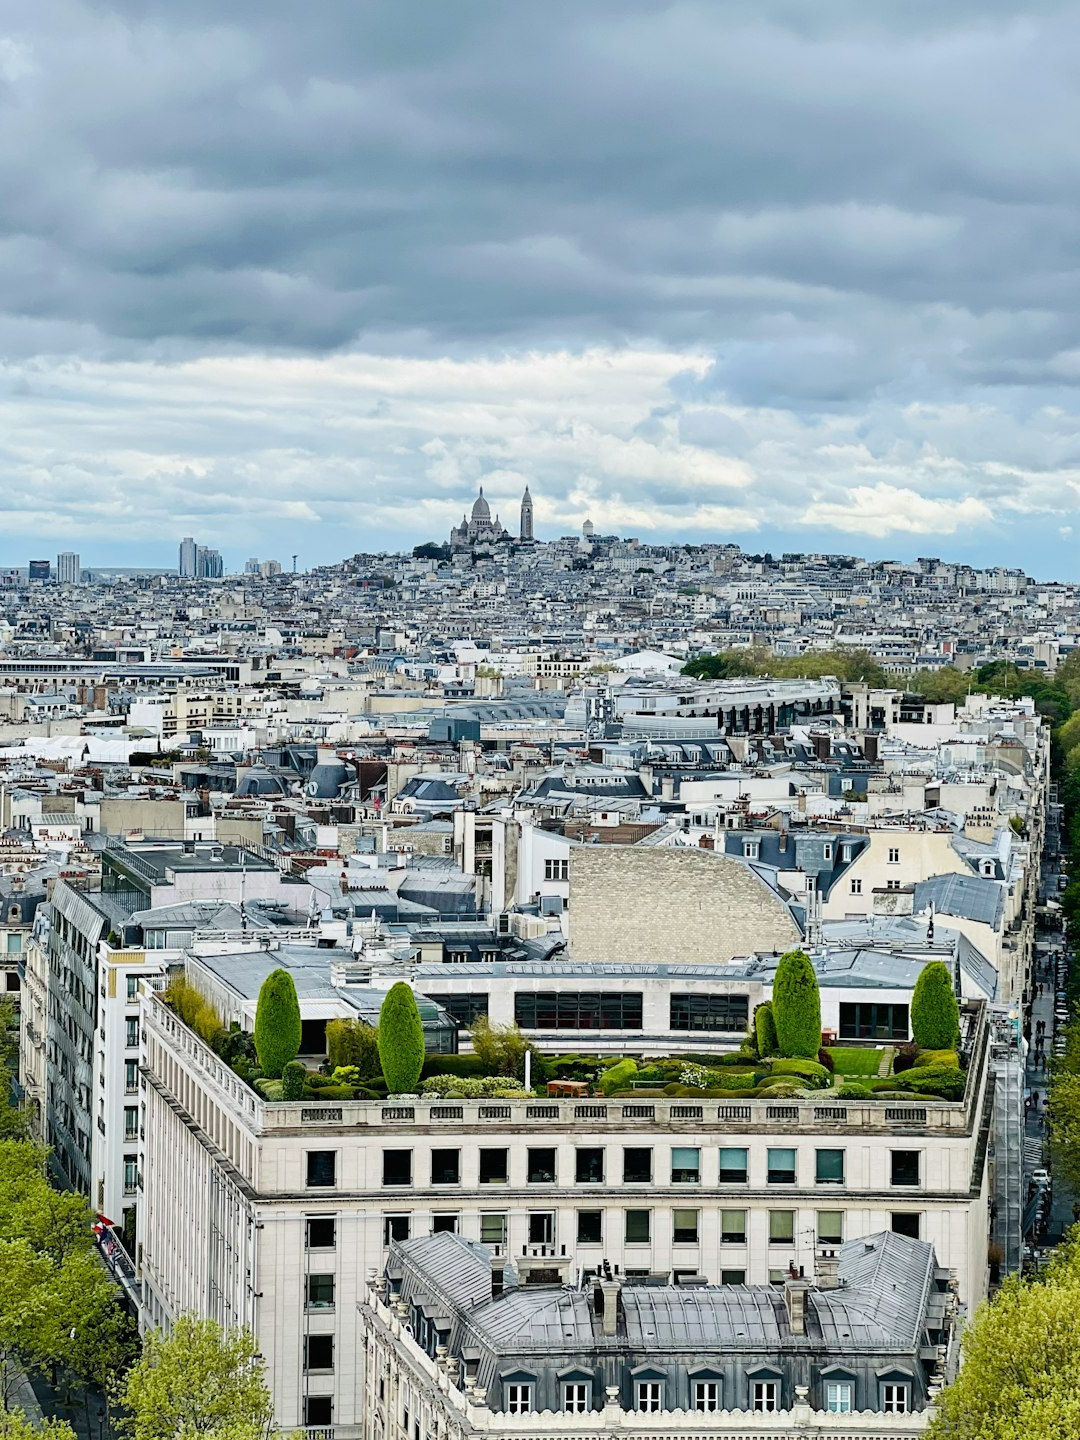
left=0, top=1413, right=76, bottom=1440
left=911, top=961, right=960, bottom=1050
left=928, top=1238, right=1080, bottom=1439
left=117, top=1317, right=276, bottom=1440
left=771, top=950, right=821, bottom=1059
left=253, top=970, right=302, bottom=1079
left=377, top=983, right=426, bottom=1094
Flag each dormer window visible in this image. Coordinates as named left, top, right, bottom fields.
left=743, top=840, right=759, bottom=860
left=981, top=860, right=994, bottom=877
left=822, top=844, right=832, bottom=861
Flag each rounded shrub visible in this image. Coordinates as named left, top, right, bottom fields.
left=772, top=950, right=822, bottom=1059
left=253, top=968, right=303, bottom=1079
left=599, top=1058, right=638, bottom=1094
left=281, top=1060, right=307, bottom=1101
left=378, top=983, right=426, bottom=1095
left=838, top=1082, right=873, bottom=1099
left=771, top=1057, right=830, bottom=1089
left=911, top=961, right=960, bottom=1050
left=754, top=1002, right=779, bottom=1058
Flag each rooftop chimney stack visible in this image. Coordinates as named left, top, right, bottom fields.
left=784, top=1277, right=809, bottom=1335
left=815, top=1248, right=841, bottom=1290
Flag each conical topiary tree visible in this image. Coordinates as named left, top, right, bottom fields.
left=253, top=968, right=302, bottom=1078
left=754, top=1001, right=779, bottom=1058
left=771, top=949, right=821, bottom=1059
left=911, top=960, right=960, bottom=1050
left=378, top=982, right=426, bottom=1095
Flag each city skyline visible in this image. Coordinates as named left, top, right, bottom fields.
left=1, top=5, right=1080, bottom=575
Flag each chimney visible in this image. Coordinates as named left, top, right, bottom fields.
left=811, top=732, right=830, bottom=763
left=660, top=775, right=675, bottom=803
left=784, top=1277, right=809, bottom=1336
left=594, top=1278, right=621, bottom=1337
left=815, top=1248, right=841, bottom=1290
left=491, top=1266, right=504, bottom=1300
left=862, top=733, right=879, bottom=764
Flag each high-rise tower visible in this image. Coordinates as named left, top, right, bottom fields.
left=520, top=485, right=534, bottom=542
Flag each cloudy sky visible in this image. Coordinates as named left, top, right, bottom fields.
left=2, top=1, right=1079, bottom=575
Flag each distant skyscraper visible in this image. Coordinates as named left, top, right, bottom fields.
left=56, top=552, right=80, bottom=585
left=179, top=537, right=197, bottom=577
left=195, top=546, right=223, bottom=579
left=27, top=560, right=50, bottom=581
left=520, top=485, right=534, bottom=542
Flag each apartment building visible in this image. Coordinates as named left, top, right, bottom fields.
left=136, top=985, right=991, bottom=1436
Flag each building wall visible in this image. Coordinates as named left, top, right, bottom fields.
left=570, top=848, right=801, bottom=965
left=138, top=991, right=990, bottom=1435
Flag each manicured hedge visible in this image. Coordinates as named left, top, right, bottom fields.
left=911, top=961, right=960, bottom=1050
left=598, top=1058, right=638, bottom=1094
left=419, top=1054, right=489, bottom=1080
left=754, top=1002, right=778, bottom=1058
left=378, top=983, right=426, bottom=1095
left=772, top=951, right=821, bottom=1059
left=254, top=969, right=303, bottom=1079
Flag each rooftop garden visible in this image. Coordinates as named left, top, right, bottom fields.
left=162, top=950, right=969, bottom=1105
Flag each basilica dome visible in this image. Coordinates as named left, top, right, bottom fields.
left=471, top=487, right=491, bottom=522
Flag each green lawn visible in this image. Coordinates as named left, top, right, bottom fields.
left=826, top=1047, right=884, bottom=1076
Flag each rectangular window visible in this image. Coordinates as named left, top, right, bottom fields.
left=527, top=1147, right=556, bottom=1184
left=850, top=878, right=862, bottom=895
left=126, top=975, right=138, bottom=999
left=514, top=990, right=643, bottom=1030
left=304, top=1398, right=333, bottom=1427
left=891, top=1212, right=920, bottom=1239
left=767, top=1148, right=797, bottom=1185
left=306, top=1216, right=336, bottom=1249
left=563, top=1383, right=589, bottom=1413
left=669, top=993, right=749, bottom=1032
left=306, top=1151, right=337, bottom=1189
left=576, top=1148, right=604, bottom=1184
left=817, top=1211, right=844, bottom=1244
left=382, top=1150, right=412, bottom=1187
left=826, top=1382, right=852, bottom=1414
left=6, top=933, right=21, bottom=953
left=479, top=1148, right=508, bottom=1185
left=752, top=1381, right=778, bottom=1413
left=577, top=1211, right=602, bottom=1245
left=888, top=847, right=900, bottom=863
left=506, top=1385, right=532, bottom=1414
left=124, top=1105, right=139, bottom=1141
left=480, top=1213, right=506, bottom=1246
left=423, top=993, right=488, bottom=1027
left=719, top=1147, right=748, bottom=1184
left=672, top=1208, right=699, bottom=1244
left=636, top=1382, right=662, bottom=1413
left=891, top=1151, right=921, bottom=1187
left=671, top=1147, right=700, bottom=1184
left=625, top=1210, right=651, bottom=1244
left=124, top=1061, right=139, bottom=1094
left=432, top=1213, right=458, bottom=1233
left=883, top=1384, right=909, bottom=1413
left=693, top=1381, right=720, bottom=1412
left=306, top=1274, right=335, bottom=1310
left=383, top=1214, right=410, bottom=1244
left=543, top=859, right=569, bottom=882
left=430, top=1149, right=460, bottom=1185
left=886, top=879, right=902, bottom=891
left=769, top=1210, right=795, bottom=1244
left=528, top=1212, right=554, bottom=1246
left=720, top=1209, right=746, bottom=1244
left=623, top=1148, right=652, bottom=1184
left=815, top=1149, right=845, bottom=1185
left=123, top=1157, right=138, bottom=1195
left=125, top=1018, right=139, bottom=1048
left=304, top=1335, right=334, bottom=1372
left=839, top=1001, right=909, bottom=1040
left=721, top=1268, right=745, bottom=1284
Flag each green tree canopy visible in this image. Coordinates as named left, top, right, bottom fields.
left=771, top=950, right=822, bottom=1059
left=753, top=1002, right=778, bottom=1058
left=929, top=1238, right=1080, bottom=1439
left=117, top=1317, right=276, bottom=1440
left=253, top=969, right=302, bottom=1079
left=911, top=961, right=960, bottom=1050
left=0, top=1412, right=77, bottom=1440
left=377, top=983, right=426, bottom=1095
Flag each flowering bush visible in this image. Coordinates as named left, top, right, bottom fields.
left=679, top=1063, right=712, bottom=1090
left=419, top=1074, right=529, bottom=1098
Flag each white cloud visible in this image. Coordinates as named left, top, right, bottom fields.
left=802, top=483, right=993, bottom=538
